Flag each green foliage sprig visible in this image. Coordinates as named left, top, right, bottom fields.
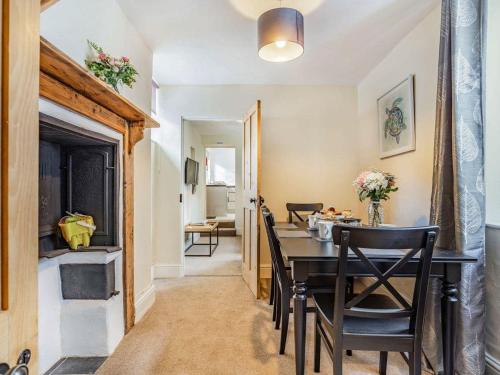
left=85, top=40, right=138, bottom=93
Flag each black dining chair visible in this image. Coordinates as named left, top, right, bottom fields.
left=286, top=202, right=323, bottom=223
left=312, top=224, right=439, bottom=375
left=262, top=208, right=337, bottom=355
left=261, top=205, right=277, bottom=309
left=262, top=205, right=289, bottom=324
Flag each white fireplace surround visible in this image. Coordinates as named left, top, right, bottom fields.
left=38, top=98, right=125, bottom=374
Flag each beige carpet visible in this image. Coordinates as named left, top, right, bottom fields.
left=184, top=236, right=242, bottom=276
left=96, top=276, right=414, bottom=375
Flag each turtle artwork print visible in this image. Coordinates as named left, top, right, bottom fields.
left=377, top=75, right=416, bottom=158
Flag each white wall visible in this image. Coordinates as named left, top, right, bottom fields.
left=41, top=0, right=155, bottom=320
left=183, top=121, right=206, bottom=226
left=356, top=5, right=441, bottom=225
left=485, top=0, right=500, bottom=373
left=153, top=85, right=359, bottom=271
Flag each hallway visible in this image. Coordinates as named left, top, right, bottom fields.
left=185, top=236, right=242, bottom=276
left=96, top=276, right=411, bottom=375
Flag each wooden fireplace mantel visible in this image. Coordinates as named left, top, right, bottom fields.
left=40, top=37, right=159, bottom=150
left=39, top=36, right=159, bottom=332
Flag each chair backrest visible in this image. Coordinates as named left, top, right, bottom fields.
left=286, top=203, right=323, bottom=223
left=332, top=224, right=438, bottom=338
left=261, top=207, right=288, bottom=286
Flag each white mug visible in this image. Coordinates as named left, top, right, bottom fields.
left=318, top=220, right=334, bottom=240
left=308, top=215, right=319, bottom=230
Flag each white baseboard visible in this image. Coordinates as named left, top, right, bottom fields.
left=154, top=263, right=185, bottom=279
left=260, top=264, right=272, bottom=279
left=487, top=352, right=500, bottom=375
left=134, top=283, right=156, bottom=324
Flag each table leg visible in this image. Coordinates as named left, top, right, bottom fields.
left=209, top=230, right=212, bottom=256
left=441, top=264, right=460, bottom=375
left=292, top=262, right=309, bottom=375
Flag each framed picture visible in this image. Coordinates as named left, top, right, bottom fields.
left=377, top=75, right=415, bottom=159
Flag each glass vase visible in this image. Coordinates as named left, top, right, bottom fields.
left=368, top=200, right=384, bottom=227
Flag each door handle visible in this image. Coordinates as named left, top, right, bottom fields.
left=249, top=198, right=257, bottom=204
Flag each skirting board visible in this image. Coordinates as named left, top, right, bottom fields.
left=487, top=352, right=500, bottom=375
left=135, top=283, right=156, bottom=324
left=154, top=264, right=185, bottom=279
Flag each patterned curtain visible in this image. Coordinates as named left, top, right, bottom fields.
left=425, top=0, right=486, bottom=374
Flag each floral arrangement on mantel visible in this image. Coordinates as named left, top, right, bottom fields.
left=353, top=170, right=398, bottom=226
left=85, top=40, right=138, bottom=93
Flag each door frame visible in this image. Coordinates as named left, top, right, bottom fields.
left=1, top=0, right=40, bottom=370
left=179, top=117, right=243, bottom=265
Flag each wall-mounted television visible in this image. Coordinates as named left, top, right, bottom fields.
left=185, top=157, right=199, bottom=185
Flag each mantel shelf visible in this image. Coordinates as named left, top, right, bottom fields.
left=40, top=37, right=160, bottom=129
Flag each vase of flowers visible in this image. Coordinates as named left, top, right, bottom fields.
left=85, top=40, right=138, bottom=93
left=367, top=200, right=384, bottom=227
left=353, top=170, right=398, bottom=227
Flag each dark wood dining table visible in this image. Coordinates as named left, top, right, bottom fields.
left=274, top=221, right=477, bottom=375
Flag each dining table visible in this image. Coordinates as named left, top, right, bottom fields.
left=273, top=221, right=477, bottom=375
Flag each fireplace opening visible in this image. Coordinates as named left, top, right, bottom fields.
left=39, top=114, right=120, bottom=258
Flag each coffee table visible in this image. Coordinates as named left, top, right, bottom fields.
left=184, top=222, right=219, bottom=257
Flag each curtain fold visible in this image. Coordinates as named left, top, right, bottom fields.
left=425, top=0, right=486, bottom=374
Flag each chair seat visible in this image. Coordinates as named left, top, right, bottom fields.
left=313, top=293, right=410, bottom=335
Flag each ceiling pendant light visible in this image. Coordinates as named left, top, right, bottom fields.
left=258, top=7, right=304, bottom=63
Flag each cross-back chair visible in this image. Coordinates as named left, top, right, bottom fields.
left=262, top=208, right=295, bottom=354
left=261, top=205, right=277, bottom=309
left=313, top=224, right=439, bottom=375
left=286, top=202, right=323, bottom=223
left=262, top=206, right=337, bottom=355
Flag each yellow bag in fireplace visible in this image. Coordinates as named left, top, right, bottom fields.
left=58, top=213, right=96, bottom=250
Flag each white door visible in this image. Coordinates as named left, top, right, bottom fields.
left=241, top=101, right=262, bottom=297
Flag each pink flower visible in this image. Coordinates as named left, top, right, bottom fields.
left=98, top=52, right=106, bottom=61
left=355, top=171, right=371, bottom=187
left=122, top=56, right=129, bottom=63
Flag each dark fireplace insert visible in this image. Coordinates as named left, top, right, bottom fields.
left=39, top=114, right=120, bottom=258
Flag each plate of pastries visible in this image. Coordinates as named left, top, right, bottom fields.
left=318, top=207, right=360, bottom=224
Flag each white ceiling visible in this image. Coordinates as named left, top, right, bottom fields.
left=117, top=0, right=439, bottom=85
left=187, top=120, right=242, bottom=136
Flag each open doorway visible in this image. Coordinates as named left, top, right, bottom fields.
left=181, top=119, right=243, bottom=276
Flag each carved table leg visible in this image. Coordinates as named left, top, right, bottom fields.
left=441, top=264, right=460, bottom=375
left=292, top=261, right=309, bottom=375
